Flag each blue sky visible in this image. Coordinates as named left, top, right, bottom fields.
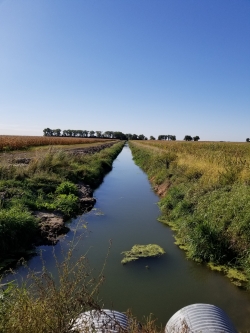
left=0, top=0, right=249, bottom=141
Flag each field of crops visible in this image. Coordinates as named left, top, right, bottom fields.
left=137, top=140, right=250, bottom=186
left=0, top=136, right=110, bottom=152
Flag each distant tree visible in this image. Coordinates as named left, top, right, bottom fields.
left=83, top=130, right=89, bottom=138
left=89, top=130, right=95, bottom=137
left=150, top=136, right=155, bottom=140
left=193, top=136, right=200, bottom=141
left=131, top=134, right=138, bottom=140
left=113, top=131, right=127, bottom=140
left=77, top=130, right=84, bottom=137
left=169, top=135, right=176, bottom=141
left=43, top=128, right=53, bottom=136
left=52, top=129, right=61, bottom=137
left=158, top=135, right=163, bottom=140
left=103, top=131, right=109, bottom=138
left=246, top=138, right=250, bottom=142
left=96, top=131, right=102, bottom=138
left=184, top=135, right=193, bottom=141
left=138, top=134, right=145, bottom=140
left=65, top=129, right=73, bottom=137
left=126, top=134, right=133, bottom=140
left=144, top=137, right=148, bottom=140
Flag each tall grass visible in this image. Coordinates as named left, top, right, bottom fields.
left=0, top=241, right=160, bottom=333
left=130, top=141, right=250, bottom=287
left=0, top=246, right=102, bottom=333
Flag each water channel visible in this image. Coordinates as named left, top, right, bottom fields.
left=5, top=145, right=250, bottom=331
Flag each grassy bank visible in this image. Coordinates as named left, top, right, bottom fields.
left=129, top=140, right=250, bottom=287
left=0, top=141, right=125, bottom=261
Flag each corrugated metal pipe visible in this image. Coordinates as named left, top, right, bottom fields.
left=165, top=303, right=237, bottom=333
left=72, top=309, right=129, bottom=333
left=72, top=303, right=237, bottom=333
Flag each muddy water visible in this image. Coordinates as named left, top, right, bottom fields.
left=5, top=145, right=250, bottom=331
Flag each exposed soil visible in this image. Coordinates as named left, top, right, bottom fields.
left=33, top=211, right=68, bottom=245
left=67, top=141, right=117, bottom=155
left=151, top=178, right=170, bottom=197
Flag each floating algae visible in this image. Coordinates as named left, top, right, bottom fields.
left=121, top=244, right=165, bottom=264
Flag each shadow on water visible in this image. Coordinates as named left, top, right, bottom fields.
left=3, top=144, right=250, bottom=331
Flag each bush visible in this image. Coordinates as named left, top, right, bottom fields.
left=55, top=181, right=78, bottom=195
left=54, top=194, right=79, bottom=216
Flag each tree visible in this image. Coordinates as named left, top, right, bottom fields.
left=131, top=134, right=138, bottom=140
left=89, top=131, right=95, bottom=137
left=184, top=135, right=193, bottom=141
left=126, top=134, right=133, bottom=140
left=150, top=136, right=155, bottom=140
left=83, top=130, right=89, bottom=137
left=66, top=129, right=73, bottom=137
left=193, top=136, right=200, bottom=141
left=76, top=130, right=84, bottom=137
left=43, top=128, right=53, bottom=136
left=113, top=131, right=127, bottom=140
left=138, top=134, right=145, bottom=140
left=52, top=129, right=61, bottom=137
left=246, top=138, right=250, bottom=142
left=96, top=131, right=102, bottom=138
left=169, top=135, right=176, bottom=141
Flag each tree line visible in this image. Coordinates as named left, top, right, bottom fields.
left=43, top=128, right=146, bottom=140
left=43, top=128, right=200, bottom=141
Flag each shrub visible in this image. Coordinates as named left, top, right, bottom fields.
left=54, top=194, right=79, bottom=216
left=55, top=181, right=78, bottom=195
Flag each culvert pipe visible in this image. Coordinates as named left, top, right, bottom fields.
left=165, top=303, right=237, bottom=333
left=72, top=309, right=129, bottom=333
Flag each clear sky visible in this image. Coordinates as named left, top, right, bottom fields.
left=0, top=0, right=249, bottom=141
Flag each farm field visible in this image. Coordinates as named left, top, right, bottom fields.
left=0, top=135, right=111, bottom=152
left=129, top=140, right=250, bottom=288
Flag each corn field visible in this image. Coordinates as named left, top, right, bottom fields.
left=136, top=140, right=250, bottom=186
left=0, top=136, right=111, bottom=151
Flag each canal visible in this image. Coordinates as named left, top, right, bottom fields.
left=5, top=144, right=250, bottom=331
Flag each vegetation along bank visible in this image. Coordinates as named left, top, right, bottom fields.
left=0, top=140, right=125, bottom=267
left=129, top=140, right=250, bottom=288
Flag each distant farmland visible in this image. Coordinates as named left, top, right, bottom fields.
left=0, top=135, right=111, bottom=152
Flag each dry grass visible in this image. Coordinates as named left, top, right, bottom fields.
left=0, top=136, right=111, bottom=152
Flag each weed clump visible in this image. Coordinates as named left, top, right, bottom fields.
left=121, top=244, right=165, bottom=264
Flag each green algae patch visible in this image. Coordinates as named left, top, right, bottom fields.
left=207, top=263, right=247, bottom=288
left=121, top=244, right=165, bottom=264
